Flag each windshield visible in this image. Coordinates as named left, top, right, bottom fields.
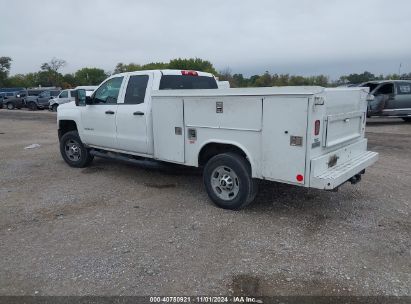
left=159, top=75, right=218, bottom=90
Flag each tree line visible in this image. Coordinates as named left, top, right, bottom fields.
left=0, top=56, right=409, bottom=89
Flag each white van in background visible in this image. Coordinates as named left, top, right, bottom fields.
left=217, top=81, right=230, bottom=89
left=49, top=86, right=97, bottom=111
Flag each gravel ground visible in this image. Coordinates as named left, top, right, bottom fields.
left=0, top=109, right=410, bottom=296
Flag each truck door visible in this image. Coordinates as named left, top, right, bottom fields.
left=37, top=91, right=51, bottom=107
left=115, top=74, right=151, bottom=154
left=58, top=90, right=69, bottom=104
left=80, top=76, right=124, bottom=149
left=395, top=82, right=411, bottom=114
left=370, top=83, right=395, bottom=114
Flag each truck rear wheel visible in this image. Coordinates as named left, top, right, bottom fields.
left=6, top=102, right=15, bottom=110
left=203, top=152, right=258, bottom=210
left=60, top=131, right=94, bottom=168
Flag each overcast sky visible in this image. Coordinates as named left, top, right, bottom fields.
left=1, top=0, right=410, bottom=78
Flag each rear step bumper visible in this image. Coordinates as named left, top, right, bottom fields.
left=310, top=151, right=378, bottom=190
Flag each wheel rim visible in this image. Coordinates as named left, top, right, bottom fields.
left=7, top=103, right=13, bottom=109
left=210, top=165, right=240, bottom=201
left=64, top=139, right=81, bottom=162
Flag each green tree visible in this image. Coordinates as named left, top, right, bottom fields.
left=254, top=71, right=272, bottom=87
left=6, top=74, right=32, bottom=88
left=0, top=56, right=12, bottom=87
left=114, top=62, right=142, bottom=74
left=141, top=62, right=169, bottom=70
left=37, top=70, right=56, bottom=87
left=40, top=57, right=66, bottom=86
left=168, top=58, right=218, bottom=74
left=339, top=71, right=376, bottom=85
left=62, top=74, right=77, bottom=88
left=74, top=68, right=108, bottom=85
left=232, top=74, right=247, bottom=87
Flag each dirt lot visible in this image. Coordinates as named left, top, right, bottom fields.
left=0, top=109, right=410, bottom=296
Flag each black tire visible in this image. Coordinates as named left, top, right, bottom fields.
left=28, top=102, right=37, bottom=111
left=402, top=118, right=411, bottom=123
left=52, top=104, right=58, bottom=112
left=203, top=152, right=258, bottom=210
left=60, top=131, right=94, bottom=168
left=6, top=102, right=15, bottom=110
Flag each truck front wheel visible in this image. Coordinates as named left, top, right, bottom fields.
left=60, top=131, right=93, bottom=168
left=6, top=103, right=15, bottom=110
left=203, top=152, right=258, bottom=210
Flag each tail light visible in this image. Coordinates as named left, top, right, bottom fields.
left=181, top=70, right=198, bottom=76
left=314, top=120, right=320, bottom=136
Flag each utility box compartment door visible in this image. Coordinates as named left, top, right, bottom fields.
left=184, top=97, right=262, bottom=131
left=152, top=98, right=185, bottom=163
left=324, top=111, right=363, bottom=148
left=262, top=97, right=309, bottom=184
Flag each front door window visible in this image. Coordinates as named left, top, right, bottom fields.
left=93, top=77, right=124, bottom=104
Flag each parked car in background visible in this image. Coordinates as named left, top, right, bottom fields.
left=49, top=86, right=97, bottom=111
left=16, top=89, right=45, bottom=107
left=49, top=89, right=75, bottom=111
left=0, top=93, right=5, bottom=108
left=2, top=91, right=24, bottom=110
left=360, top=80, right=411, bottom=122
left=25, top=90, right=60, bottom=110
left=217, top=81, right=230, bottom=89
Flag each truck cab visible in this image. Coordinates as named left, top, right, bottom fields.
left=59, top=70, right=217, bottom=155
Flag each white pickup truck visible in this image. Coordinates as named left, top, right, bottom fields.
left=57, top=69, right=378, bottom=209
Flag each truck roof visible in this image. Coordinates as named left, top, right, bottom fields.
left=113, top=69, right=215, bottom=78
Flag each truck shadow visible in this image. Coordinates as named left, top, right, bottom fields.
left=366, top=119, right=406, bottom=126
left=90, top=157, right=202, bottom=176
left=250, top=181, right=338, bottom=210
left=88, top=158, right=357, bottom=215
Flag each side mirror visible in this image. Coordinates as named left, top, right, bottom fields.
left=73, top=89, right=87, bottom=106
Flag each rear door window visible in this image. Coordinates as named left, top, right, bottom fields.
left=124, top=75, right=149, bottom=104
left=397, top=83, right=411, bottom=95
left=40, top=91, right=51, bottom=98
left=28, top=90, right=42, bottom=96
left=159, top=75, right=218, bottom=90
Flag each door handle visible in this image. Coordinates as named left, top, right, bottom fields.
left=133, top=111, right=144, bottom=116
left=105, top=110, right=115, bottom=115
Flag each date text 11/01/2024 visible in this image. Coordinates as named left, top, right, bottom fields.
left=149, top=296, right=262, bottom=303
